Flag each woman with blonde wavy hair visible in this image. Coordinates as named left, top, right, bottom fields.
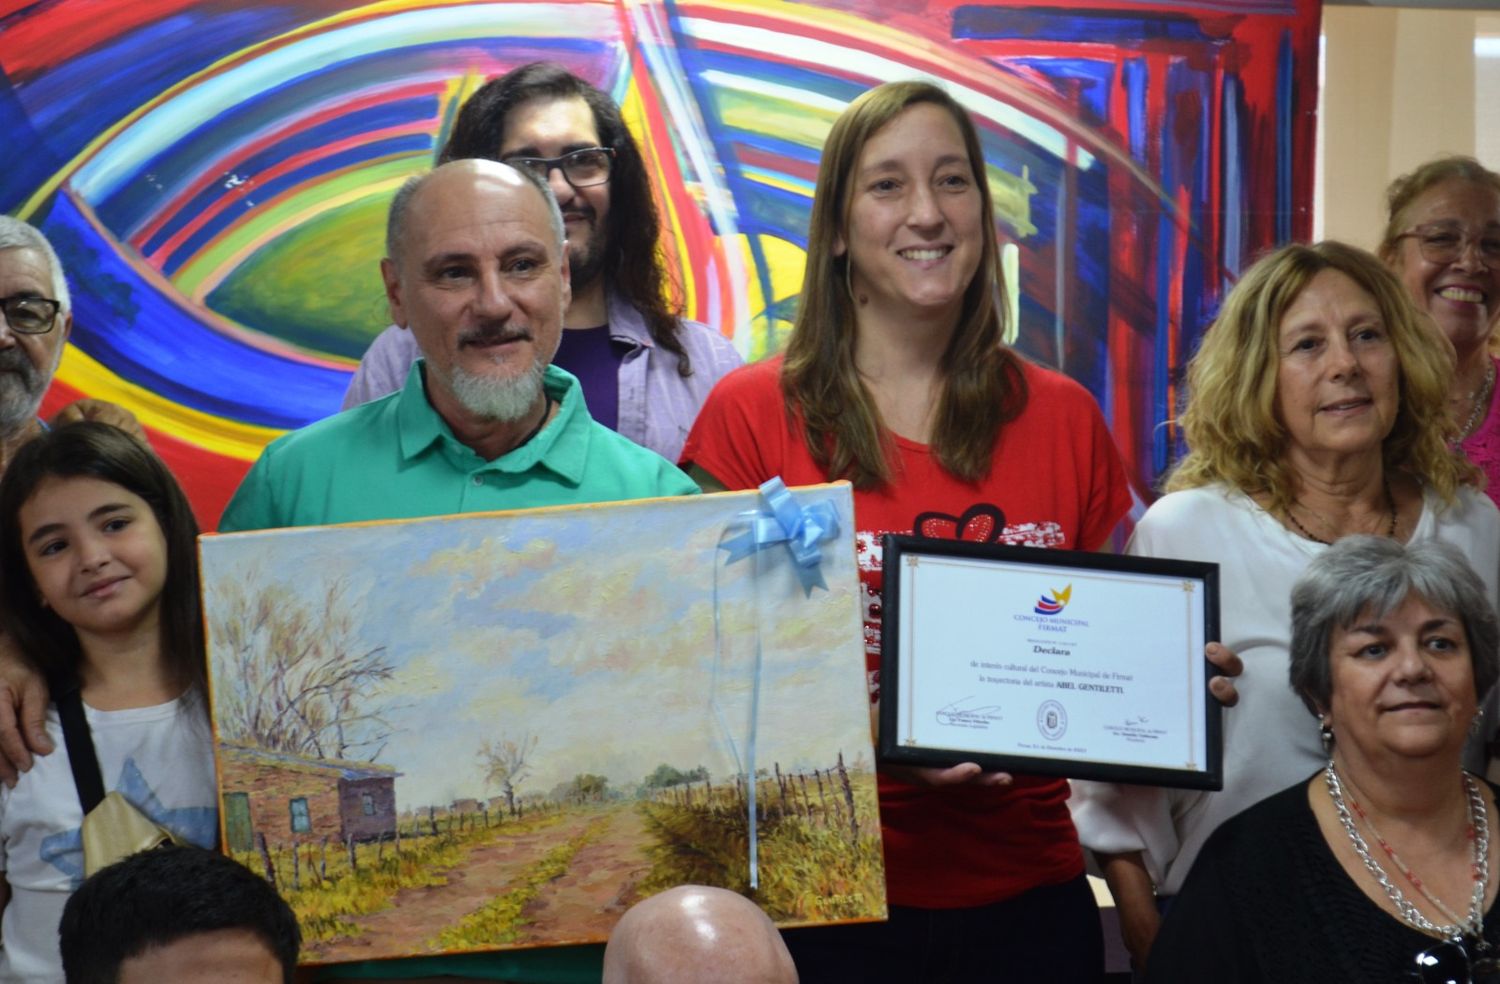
left=684, top=79, right=1138, bottom=981
left=1072, top=240, right=1500, bottom=975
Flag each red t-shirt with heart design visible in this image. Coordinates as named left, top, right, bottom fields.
left=682, top=355, right=1132, bottom=908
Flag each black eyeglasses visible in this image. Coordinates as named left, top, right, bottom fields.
left=0, top=294, right=61, bottom=335
left=1407, top=938, right=1500, bottom=984
left=1397, top=224, right=1500, bottom=269
left=502, top=147, right=615, bottom=188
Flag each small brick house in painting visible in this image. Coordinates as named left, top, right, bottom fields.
left=220, top=743, right=399, bottom=852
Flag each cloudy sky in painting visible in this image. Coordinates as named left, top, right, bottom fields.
left=201, top=487, right=869, bottom=808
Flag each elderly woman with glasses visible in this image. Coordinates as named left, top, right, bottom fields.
left=1379, top=157, right=1500, bottom=503
left=1145, top=536, right=1500, bottom=983
left=1070, top=241, right=1500, bottom=974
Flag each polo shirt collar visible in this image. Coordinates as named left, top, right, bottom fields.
left=394, top=360, right=592, bottom=484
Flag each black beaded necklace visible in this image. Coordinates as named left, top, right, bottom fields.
left=1285, top=476, right=1397, bottom=545
left=515, top=396, right=555, bottom=449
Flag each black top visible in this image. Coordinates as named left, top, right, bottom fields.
left=1145, top=773, right=1500, bottom=983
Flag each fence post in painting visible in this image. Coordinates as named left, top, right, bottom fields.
left=378, top=832, right=385, bottom=862
left=704, top=778, right=713, bottom=813
left=320, top=836, right=329, bottom=880
left=837, top=751, right=858, bottom=841
left=394, top=824, right=401, bottom=855
left=347, top=835, right=358, bottom=873
left=291, top=842, right=301, bottom=890
left=798, top=773, right=813, bottom=819
left=256, top=833, right=276, bottom=886
left=815, top=770, right=829, bottom=826
left=428, top=806, right=438, bottom=837
left=775, top=763, right=789, bottom=817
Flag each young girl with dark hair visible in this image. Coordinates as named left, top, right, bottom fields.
left=0, top=422, right=216, bottom=978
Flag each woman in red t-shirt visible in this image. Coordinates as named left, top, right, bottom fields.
left=682, top=80, right=1130, bottom=982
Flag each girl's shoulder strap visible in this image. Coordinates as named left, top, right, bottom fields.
left=47, top=673, right=105, bottom=814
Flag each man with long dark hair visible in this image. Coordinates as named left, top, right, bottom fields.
left=344, top=62, right=740, bottom=463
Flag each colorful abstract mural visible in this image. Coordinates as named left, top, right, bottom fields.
left=0, top=0, right=1320, bottom=526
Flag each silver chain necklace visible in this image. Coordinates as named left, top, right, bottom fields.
left=1460, top=360, right=1497, bottom=441
left=1324, top=762, right=1489, bottom=940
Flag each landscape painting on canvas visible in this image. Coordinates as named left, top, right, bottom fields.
left=198, top=484, right=884, bottom=963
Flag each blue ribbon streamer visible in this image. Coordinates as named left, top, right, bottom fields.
left=720, top=477, right=840, bottom=595
left=709, top=478, right=839, bottom=890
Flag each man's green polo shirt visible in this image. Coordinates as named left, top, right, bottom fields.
left=218, top=361, right=697, bottom=980
left=220, top=362, right=698, bottom=531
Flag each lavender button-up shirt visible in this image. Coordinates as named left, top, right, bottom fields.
left=341, top=293, right=742, bottom=463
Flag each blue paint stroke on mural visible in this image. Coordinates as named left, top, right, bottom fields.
left=140, top=100, right=437, bottom=258
left=952, top=7, right=1211, bottom=43
left=94, top=39, right=611, bottom=238
left=0, top=72, right=66, bottom=214
left=1000, top=58, right=1114, bottom=125
left=162, top=135, right=431, bottom=277
left=15, top=10, right=295, bottom=158
left=1276, top=27, right=1294, bottom=245
left=42, top=193, right=348, bottom=427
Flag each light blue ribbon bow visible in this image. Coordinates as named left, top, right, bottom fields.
left=720, top=477, right=840, bottom=595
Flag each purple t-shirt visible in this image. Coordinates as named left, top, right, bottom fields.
left=554, top=325, right=626, bottom=432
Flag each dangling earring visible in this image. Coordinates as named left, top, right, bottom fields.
left=1319, top=717, right=1334, bottom=759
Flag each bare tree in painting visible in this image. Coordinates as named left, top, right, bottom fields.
left=477, top=734, right=537, bottom=817
left=210, top=574, right=399, bottom=760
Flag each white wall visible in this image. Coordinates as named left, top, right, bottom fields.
left=1317, top=7, right=1499, bottom=249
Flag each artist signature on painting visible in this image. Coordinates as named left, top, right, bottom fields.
left=935, top=696, right=1003, bottom=728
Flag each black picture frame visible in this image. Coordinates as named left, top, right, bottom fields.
left=878, top=535, right=1222, bottom=790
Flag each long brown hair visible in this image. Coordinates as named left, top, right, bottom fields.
left=0, top=423, right=205, bottom=694
left=781, top=80, right=1026, bottom=488
left=440, top=62, right=694, bottom=375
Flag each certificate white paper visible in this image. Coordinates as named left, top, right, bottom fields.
left=879, top=538, right=1221, bottom=789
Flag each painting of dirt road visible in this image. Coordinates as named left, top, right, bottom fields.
left=200, top=484, right=885, bottom=963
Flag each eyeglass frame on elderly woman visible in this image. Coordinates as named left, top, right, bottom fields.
left=501, top=146, right=616, bottom=189
left=0, top=295, right=61, bottom=335
left=1396, top=222, right=1500, bottom=269
left=1406, top=937, right=1500, bottom=984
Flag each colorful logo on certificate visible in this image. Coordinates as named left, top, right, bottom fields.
left=1037, top=699, right=1068, bottom=740
left=1033, top=584, right=1072, bottom=616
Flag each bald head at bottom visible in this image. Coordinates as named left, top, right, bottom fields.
left=602, top=886, right=798, bottom=984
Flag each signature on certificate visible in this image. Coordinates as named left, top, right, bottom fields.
left=1105, top=714, right=1166, bottom=744
left=936, top=696, right=1004, bottom=728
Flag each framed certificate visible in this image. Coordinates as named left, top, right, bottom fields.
left=878, top=536, right=1222, bottom=790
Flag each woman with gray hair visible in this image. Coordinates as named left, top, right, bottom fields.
left=1146, top=535, right=1500, bottom=983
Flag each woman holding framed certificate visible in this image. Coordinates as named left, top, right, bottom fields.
left=682, top=80, right=1137, bottom=982
left=1071, top=241, right=1500, bottom=975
